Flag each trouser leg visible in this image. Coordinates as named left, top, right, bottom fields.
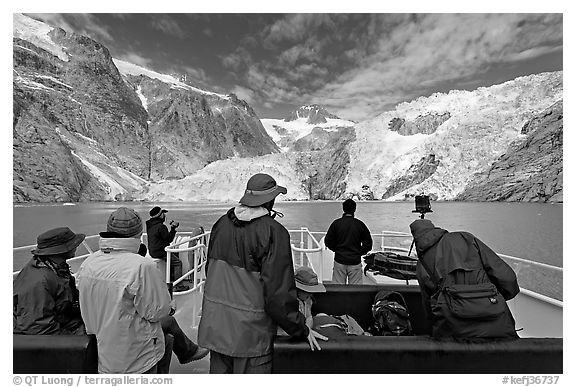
left=209, top=351, right=232, bottom=374
left=234, top=353, right=273, bottom=374
left=348, top=263, right=364, bottom=284
left=161, top=315, right=198, bottom=363
left=332, top=261, right=347, bottom=284
left=156, top=334, right=174, bottom=374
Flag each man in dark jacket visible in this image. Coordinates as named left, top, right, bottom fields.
left=146, top=206, right=189, bottom=292
left=325, top=199, right=373, bottom=284
left=198, top=173, right=327, bottom=373
left=410, top=219, right=519, bottom=338
left=14, top=227, right=86, bottom=335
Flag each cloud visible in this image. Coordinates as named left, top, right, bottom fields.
left=26, top=13, right=114, bottom=44
left=150, top=15, right=188, bottom=39
left=230, top=85, right=256, bottom=104
left=305, top=13, right=563, bottom=121
left=117, top=52, right=154, bottom=68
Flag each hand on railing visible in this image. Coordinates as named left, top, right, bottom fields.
left=307, top=329, right=328, bottom=351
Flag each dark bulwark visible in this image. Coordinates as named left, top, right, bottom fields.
left=273, top=284, right=562, bottom=374
left=13, top=334, right=98, bottom=374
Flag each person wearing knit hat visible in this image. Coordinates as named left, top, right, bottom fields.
left=324, top=198, right=373, bottom=285
left=77, top=207, right=172, bottom=373
left=409, top=218, right=520, bottom=339
left=198, top=173, right=327, bottom=374
left=14, top=227, right=86, bottom=335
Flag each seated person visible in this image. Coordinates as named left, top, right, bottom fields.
left=279, top=266, right=365, bottom=338
left=14, top=227, right=86, bottom=335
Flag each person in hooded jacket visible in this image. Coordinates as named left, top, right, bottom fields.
left=198, top=173, right=328, bottom=373
left=409, top=219, right=519, bottom=339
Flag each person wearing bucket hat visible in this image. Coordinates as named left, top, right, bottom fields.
left=325, top=198, right=373, bottom=285
left=14, top=227, right=86, bottom=335
left=145, top=206, right=189, bottom=292
left=409, top=219, right=520, bottom=339
left=294, top=266, right=325, bottom=330
left=77, top=207, right=174, bottom=373
left=198, top=173, right=327, bottom=374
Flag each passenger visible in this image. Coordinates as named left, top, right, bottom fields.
left=325, top=198, right=373, bottom=284
left=291, top=266, right=366, bottom=337
left=294, top=265, right=326, bottom=329
left=146, top=206, right=189, bottom=292
left=77, top=207, right=206, bottom=374
left=198, top=173, right=328, bottom=374
left=409, top=219, right=520, bottom=339
left=13, top=227, right=86, bottom=335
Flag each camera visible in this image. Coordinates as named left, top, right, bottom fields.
left=169, top=220, right=179, bottom=228
left=412, top=195, right=432, bottom=218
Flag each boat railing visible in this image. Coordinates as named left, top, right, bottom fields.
left=287, top=229, right=414, bottom=283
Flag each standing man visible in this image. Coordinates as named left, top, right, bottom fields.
left=14, top=227, right=86, bottom=335
left=146, top=206, right=189, bottom=292
left=198, top=173, right=327, bottom=374
left=325, top=199, right=373, bottom=284
left=77, top=207, right=172, bottom=374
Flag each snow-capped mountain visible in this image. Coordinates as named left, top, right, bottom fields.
left=261, top=105, right=355, bottom=151
left=346, top=71, right=562, bottom=200
left=12, top=13, right=563, bottom=204
left=140, top=72, right=562, bottom=203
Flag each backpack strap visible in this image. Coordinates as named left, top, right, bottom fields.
left=418, top=254, right=443, bottom=293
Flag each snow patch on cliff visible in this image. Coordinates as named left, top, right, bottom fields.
left=13, top=14, right=69, bottom=62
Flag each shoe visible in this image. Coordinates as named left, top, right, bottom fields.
left=180, top=347, right=209, bottom=364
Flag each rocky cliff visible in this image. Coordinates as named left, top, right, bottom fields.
left=456, top=101, right=563, bottom=202
left=13, top=15, right=150, bottom=202
left=13, top=14, right=278, bottom=202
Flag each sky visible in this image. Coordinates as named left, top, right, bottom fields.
left=21, top=12, right=563, bottom=122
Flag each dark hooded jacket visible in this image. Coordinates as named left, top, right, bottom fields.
left=198, top=206, right=308, bottom=357
left=410, top=219, right=519, bottom=338
left=145, top=217, right=176, bottom=259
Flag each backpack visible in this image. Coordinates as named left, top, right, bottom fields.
left=419, top=258, right=514, bottom=338
left=363, top=252, right=418, bottom=283
left=370, top=290, right=413, bottom=336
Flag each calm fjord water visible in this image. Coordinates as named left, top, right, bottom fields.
left=14, top=201, right=562, bottom=269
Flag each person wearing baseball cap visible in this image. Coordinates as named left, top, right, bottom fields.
left=14, top=227, right=86, bottom=335
left=198, top=173, right=328, bottom=374
left=145, top=206, right=189, bottom=292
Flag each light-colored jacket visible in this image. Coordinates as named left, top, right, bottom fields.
left=77, top=237, right=171, bottom=373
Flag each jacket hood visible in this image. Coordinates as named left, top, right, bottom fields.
left=228, top=205, right=269, bottom=226
left=410, top=219, right=447, bottom=257
left=99, top=237, right=141, bottom=254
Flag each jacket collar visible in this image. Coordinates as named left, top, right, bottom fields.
left=99, top=237, right=141, bottom=254
left=230, top=205, right=269, bottom=223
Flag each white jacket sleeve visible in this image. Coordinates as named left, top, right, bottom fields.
left=132, top=262, right=171, bottom=323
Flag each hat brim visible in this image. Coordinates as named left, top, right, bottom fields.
left=295, top=281, right=326, bottom=293
left=239, top=185, right=287, bottom=207
left=31, top=233, right=86, bottom=256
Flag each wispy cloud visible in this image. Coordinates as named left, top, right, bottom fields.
left=236, top=13, right=562, bottom=121
left=26, top=13, right=114, bottom=44
left=117, top=52, right=154, bottom=68
left=150, top=15, right=188, bottom=39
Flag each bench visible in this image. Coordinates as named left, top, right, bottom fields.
left=13, top=334, right=98, bottom=374
left=273, top=284, right=563, bottom=373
